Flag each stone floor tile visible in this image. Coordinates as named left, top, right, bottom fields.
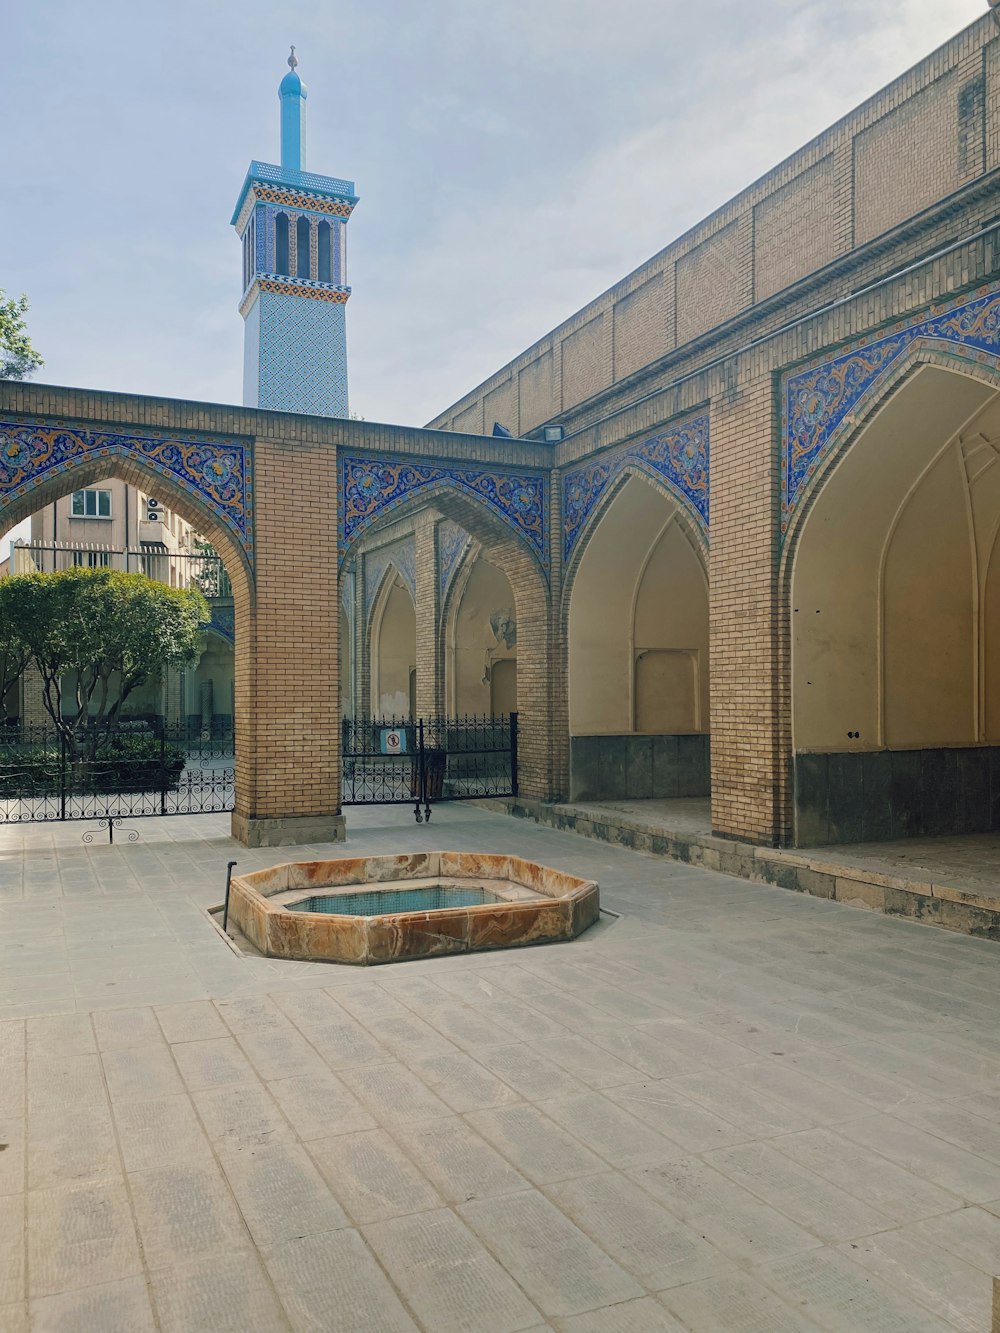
left=170, top=1036, right=258, bottom=1091
left=409, top=1049, right=522, bottom=1112
left=0, top=1118, right=23, bottom=1196
left=91, top=1006, right=162, bottom=1051
left=836, top=1114, right=1000, bottom=1201
left=759, top=1247, right=958, bottom=1333
left=658, top=1270, right=827, bottom=1332
left=302, top=1018, right=392, bottom=1069
left=773, top=1126, right=961, bottom=1223
left=27, top=1102, right=119, bottom=1191
left=150, top=1251, right=290, bottom=1333
left=459, top=1189, right=643, bottom=1318
left=554, top=1298, right=686, bottom=1332
left=110, top=1093, right=213, bottom=1173
left=263, top=1228, right=418, bottom=1333
left=154, top=999, right=228, bottom=1043
left=218, top=1140, right=349, bottom=1247
left=546, top=1170, right=732, bottom=1291
left=305, top=1127, right=442, bottom=1224
left=603, top=1079, right=749, bottom=1153
left=27, top=1181, right=142, bottom=1298
left=630, top=1157, right=821, bottom=1266
left=360, top=1012, right=459, bottom=1063
left=214, top=994, right=289, bottom=1034
left=26, top=1054, right=106, bottom=1111
left=0, top=1199, right=23, bottom=1304
left=465, top=1103, right=608, bottom=1185
left=0, top=1303, right=26, bottom=1333
left=528, top=1034, right=641, bottom=1089
left=667, top=1068, right=815, bottom=1138
left=191, top=1081, right=296, bottom=1149
left=397, top=1117, right=530, bottom=1202
left=539, top=1091, right=684, bottom=1169
left=473, top=1044, right=587, bottom=1102
left=839, top=1226, right=990, bottom=1331
left=337, top=1060, right=453, bottom=1124
left=99, top=1044, right=185, bottom=1103
left=915, top=1204, right=1000, bottom=1274
left=266, top=1069, right=376, bottom=1141
left=236, top=1025, right=329, bottom=1082
left=269, top=987, right=349, bottom=1029
left=128, top=1160, right=250, bottom=1270
left=704, top=1140, right=894, bottom=1243
left=28, top=1276, right=156, bottom=1333
left=363, top=1206, right=542, bottom=1332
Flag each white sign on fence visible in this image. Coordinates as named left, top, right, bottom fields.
left=380, top=728, right=407, bottom=756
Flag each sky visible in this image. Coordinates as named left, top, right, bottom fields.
left=0, top=0, right=988, bottom=531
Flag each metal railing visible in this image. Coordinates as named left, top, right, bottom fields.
left=342, top=714, right=518, bottom=822
left=11, top=542, right=232, bottom=597
left=0, top=720, right=235, bottom=825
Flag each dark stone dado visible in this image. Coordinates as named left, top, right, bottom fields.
left=794, top=746, right=1000, bottom=846
left=570, top=733, right=710, bottom=801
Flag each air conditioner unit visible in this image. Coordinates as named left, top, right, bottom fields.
left=145, top=498, right=161, bottom=522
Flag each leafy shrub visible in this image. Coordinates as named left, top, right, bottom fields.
left=0, top=733, right=187, bottom=797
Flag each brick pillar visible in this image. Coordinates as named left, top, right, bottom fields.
left=414, top=518, right=443, bottom=718
left=709, top=373, right=789, bottom=845
left=356, top=555, right=372, bottom=720
left=20, top=664, right=48, bottom=727
left=230, top=430, right=345, bottom=847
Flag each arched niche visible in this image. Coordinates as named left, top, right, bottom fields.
left=445, top=552, right=517, bottom=716
left=789, top=362, right=1000, bottom=843
left=566, top=472, right=709, bottom=800
left=370, top=570, right=416, bottom=720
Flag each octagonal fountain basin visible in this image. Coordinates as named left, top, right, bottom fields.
left=227, top=852, right=599, bottom=965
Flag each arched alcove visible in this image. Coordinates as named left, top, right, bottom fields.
left=445, top=552, right=517, bottom=715
left=370, top=570, right=416, bottom=719
left=566, top=472, right=709, bottom=800
left=789, top=362, right=1000, bottom=843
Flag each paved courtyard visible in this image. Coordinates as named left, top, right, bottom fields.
left=1, top=804, right=1000, bottom=1331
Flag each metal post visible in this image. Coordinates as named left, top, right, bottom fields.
left=159, top=716, right=167, bottom=815
left=510, top=711, right=519, bottom=798
left=414, top=718, right=425, bottom=823
left=59, top=731, right=67, bottom=822
left=222, top=860, right=238, bottom=933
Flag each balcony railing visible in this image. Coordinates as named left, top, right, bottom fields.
left=10, top=542, right=232, bottom=598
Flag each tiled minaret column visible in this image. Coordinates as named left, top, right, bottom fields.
left=414, top=519, right=444, bottom=719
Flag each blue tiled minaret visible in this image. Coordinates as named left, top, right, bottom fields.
left=233, top=48, right=357, bottom=416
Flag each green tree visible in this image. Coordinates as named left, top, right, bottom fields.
left=0, top=290, right=43, bottom=381
left=0, top=567, right=209, bottom=748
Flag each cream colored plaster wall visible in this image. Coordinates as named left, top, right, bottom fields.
left=793, top=366, right=1000, bottom=752
left=373, top=578, right=416, bottom=718
left=569, top=474, right=709, bottom=734
left=448, top=557, right=517, bottom=715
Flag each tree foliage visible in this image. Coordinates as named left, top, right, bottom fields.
left=0, top=290, right=43, bottom=381
left=0, top=567, right=209, bottom=742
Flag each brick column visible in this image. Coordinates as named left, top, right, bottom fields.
left=230, top=430, right=346, bottom=847
left=356, top=555, right=372, bottom=720
left=414, top=518, right=443, bottom=718
left=709, top=372, right=789, bottom=845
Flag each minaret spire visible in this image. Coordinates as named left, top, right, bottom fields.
left=279, top=46, right=307, bottom=172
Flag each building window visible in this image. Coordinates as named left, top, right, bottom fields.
left=317, top=220, right=332, bottom=282
left=70, top=489, right=112, bottom=519
left=72, top=551, right=110, bottom=568
left=275, top=213, right=289, bottom=274
left=296, top=216, right=311, bottom=279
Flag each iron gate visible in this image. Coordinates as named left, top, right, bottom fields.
left=0, top=721, right=235, bottom=828
left=342, top=713, right=518, bottom=822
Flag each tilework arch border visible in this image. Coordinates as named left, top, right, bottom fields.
left=780, top=285, right=1000, bottom=545
left=561, top=412, right=710, bottom=567
left=558, top=461, right=710, bottom=627
left=0, top=416, right=255, bottom=579
left=778, top=342, right=1000, bottom=586
left=339, top=455, right=549, bottom=578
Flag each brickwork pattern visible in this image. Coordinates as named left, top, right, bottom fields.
left=561, top=316, right=610, bottom=413
left=612, top=274, right=667, bottom=382
left=753, top=156, right=837, bottom=302
left=676, top=221, right=743, bottom=348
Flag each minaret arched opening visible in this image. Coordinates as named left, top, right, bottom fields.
left=296, top=216, right=311, bottom=279
left=317, top=221, right=332, bottom=283
left=275, top=214, right=289, bottom=275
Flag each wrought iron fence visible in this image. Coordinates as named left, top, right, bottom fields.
left=342, top=714, right=518, bottom=822
left=0, top=721, right=235, bottom=825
